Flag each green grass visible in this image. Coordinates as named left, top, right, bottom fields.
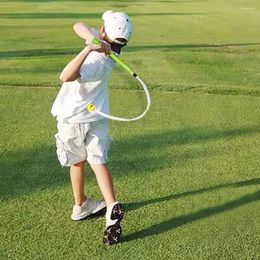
left=0, top=0, right=260, bottom=259
left=1, top=0, right=260, bottom=94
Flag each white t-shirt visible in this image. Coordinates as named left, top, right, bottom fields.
left=51, top=35, right=115, bottom=123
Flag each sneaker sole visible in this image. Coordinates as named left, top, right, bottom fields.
left=103, top=203, right=124, bottom=245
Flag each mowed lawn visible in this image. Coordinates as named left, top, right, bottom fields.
left=0, top=0, right=260, bottom=259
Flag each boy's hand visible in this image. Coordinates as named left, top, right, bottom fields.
left=88, top=40, right=111, bottom=55
left=100, top=40, right=111, bottom=55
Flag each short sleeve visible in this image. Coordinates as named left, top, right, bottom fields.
left=80, top=52, right=105, bottom=82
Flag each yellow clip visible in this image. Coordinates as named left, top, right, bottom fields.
left=87, top=103, right=95, bottom=112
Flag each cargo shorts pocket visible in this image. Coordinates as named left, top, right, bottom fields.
left=55, top=123, right=87, bottom=167
left=55, top=134, right=70, bottom=166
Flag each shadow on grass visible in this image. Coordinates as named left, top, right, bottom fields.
left=0, top=12, right=212, bottom=19
left=0, top=13, right=100, bottom=19
left=113, top=125, right=260, bottom=151
left=1, top=42, right=260, bottom=59
left=0, top=145, right=68, bottom=201
left=109, top=125, right=260, bottom=175
left=158, top=0, right=208, bottom=2
left=122, top=190, right=260, bottom=243
left=0, top=48, right=79, bottom=58
left=0, top=125, right=259, bottom=201
left=5, top=0, right=208, bottom=2
left=125, top=42, right=260, bottom=52
left=124, top=177, right=260, bottom=212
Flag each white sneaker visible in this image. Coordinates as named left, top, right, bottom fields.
left=71, top=197, right=106, bottom=221
left=103, top=202, right=124, bottom=245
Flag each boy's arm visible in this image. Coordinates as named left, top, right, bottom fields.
left=59, top=44, right=99, bottom=82
left=73, top=22, right=111, bottom=54
left=73, top=22, right=94, bottom=41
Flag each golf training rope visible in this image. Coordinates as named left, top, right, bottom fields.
left=86, top=37, right=151, bottom=122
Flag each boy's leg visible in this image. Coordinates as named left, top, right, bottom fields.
left=70, top=161, right=86, bottom=206
left=90, top=163, right=116, bottom=205
left=91, top=163, right=124, bottom=245
left=86, top=121, right=124, bottom=244
left=70, top=160, right=107, bottom=221
left=55, top=122, right=106, bottom=220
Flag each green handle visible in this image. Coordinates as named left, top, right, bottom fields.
left=91, top=37, right=100, bottom=45
left=109, top=53, right=135, bottom=76
left=91, top=37, right=136, bottom=77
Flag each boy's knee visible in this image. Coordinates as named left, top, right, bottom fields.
left=72, top=161, right=85, bottom=167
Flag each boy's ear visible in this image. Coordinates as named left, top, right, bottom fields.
left=100, top=25, right=106, bottom=39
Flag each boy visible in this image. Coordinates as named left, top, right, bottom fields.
left=51, top=10, right=133, bottom=245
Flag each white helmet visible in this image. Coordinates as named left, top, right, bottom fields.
left=102, top=10, right=133, bottom=44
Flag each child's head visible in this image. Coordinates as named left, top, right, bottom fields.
left=100, top=10, right=133, bottom=53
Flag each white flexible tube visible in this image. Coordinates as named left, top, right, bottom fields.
left=87, top=76, right=151, bottom=122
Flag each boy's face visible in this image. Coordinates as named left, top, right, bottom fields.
left=99, top=25, right=110, bottom=42
left=99, top=25, right=128, bottom=45
left=99, top=25, right=127, bottom=54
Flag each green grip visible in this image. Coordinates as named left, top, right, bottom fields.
left=91, top=37, right=136, bottom=77
left=92, top=37, right=100, bottom=45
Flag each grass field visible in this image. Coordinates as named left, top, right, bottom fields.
left=0, top=0, right=260, bottom=259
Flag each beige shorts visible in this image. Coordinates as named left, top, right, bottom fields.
left=55, top=119, right=110, bottom=166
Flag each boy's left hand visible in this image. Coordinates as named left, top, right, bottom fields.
left=99, top=40, right=111, bottom=55
left=88, top=40, right=111, bottom=55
